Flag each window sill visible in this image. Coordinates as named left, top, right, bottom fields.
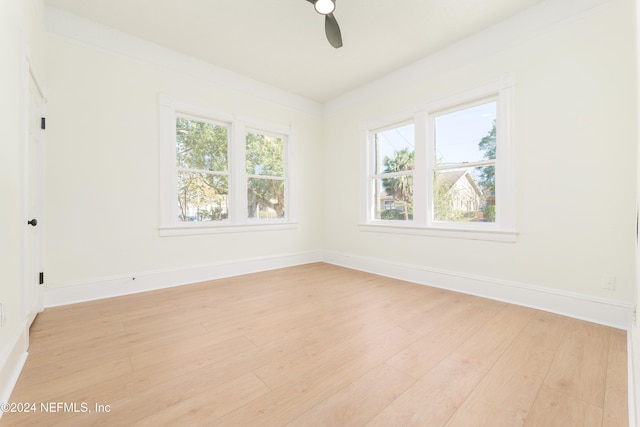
left=358, top=223, right=517, bottom=243
left=159, top=222, right=298, bottom=237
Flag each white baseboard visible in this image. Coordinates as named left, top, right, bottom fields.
left=322, top=251, right=634, bottom=330
left=0, top=326, right=28, bottom=420
left=46, top=249, right=634, bottom=328
left=44, top=251, right=322, bottom=307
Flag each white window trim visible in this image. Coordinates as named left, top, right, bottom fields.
left=369, top=118, right=416, bottom=223
left=159, top=94, right=295, bottom=236
left=359, top=74, right=517, bottom=243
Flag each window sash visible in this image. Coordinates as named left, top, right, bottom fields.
left=434, top=159, right=495, bottom=171
left=369, top=120, right=416, bottom=223
left=244, top=129, right=287, bottom=222
left=372, top=170, right=414, bottom=179
left=428, top=102, right=499, bottom=229
left=178, top=167, right=230, bottom=176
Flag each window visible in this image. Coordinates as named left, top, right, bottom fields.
left=362, top=75, right=516, bottom=242
left=432, top=100, right=496, bottom=223
left=372, top=123, right=415, bottom=221
left=159, top=95, right=292, bottom=236
left=246, top=130, right=286, bottom=220
left=176, top=116, right=229, bottom=222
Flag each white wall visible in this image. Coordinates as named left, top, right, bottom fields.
left=0, top=0, right=24, bottom=352
left=43, top=18, right=325, bottom=291
left=323, top=0, right=637, bottom=304
left=633, top=0, right=640, bottom=421
left=0, top=0, right=46, bottom=405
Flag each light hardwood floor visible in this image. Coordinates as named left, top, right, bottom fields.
left=2, top=263, right=628, bottom=426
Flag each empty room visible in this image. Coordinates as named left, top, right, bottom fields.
left=1, top=0, right=639, bottom=425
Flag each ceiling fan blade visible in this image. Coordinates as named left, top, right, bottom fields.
left=325, top=13, right=343, bottom=48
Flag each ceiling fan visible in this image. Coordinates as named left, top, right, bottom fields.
left=306, top=0, right=343, bottom=49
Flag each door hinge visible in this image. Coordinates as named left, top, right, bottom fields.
left=41, top=117, right=46, bottom=130
left=39, top=272, right=44, bottom=285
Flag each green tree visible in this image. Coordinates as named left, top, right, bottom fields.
left=476, top=120, right=496, bottom=193
left=176, top=117, right=229, bottom=221
left=381, top=148, right=414, bottom=220
left=246, top=132, right=285, bottom=219
left=476, top=120, right=496, bottom=222
left=433, top=171, right=464, bottom=222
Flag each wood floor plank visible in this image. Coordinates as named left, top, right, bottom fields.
left=10, top=357, right=132, bottom=403
left=365, top=359, right=484, bottom=426
left=444, top=310, right=572, bottom=426
left=212, top=325, right=422, bottom=426
left=9, top=333, right=309, bottom=427
left=286, top=363, right=415, bottom=427
left=27, top=316, right=127, bottom=355
left=386, top=296, right=504, bottom=379
left=15, top=349, right=132, bottom=389
left=134, top=373, right=271, bottom=426
left=544, top=319, right=610, bottom=407
left=524, top=386, right=603, bottom=427
left=55, top=369, right=270, bottom=427
left=448, top=304, right=535, bottom=373
left=17, top=347, right=63, bottom=370
left=209, top=350, right=385, bottom=426
left=603, top=328, right=629, bottom=427
left=129, top=335, right=257, bottom=371
left=254, top=325, right=418, bottom=391
left=200, top=302, right=321, bottom=343
left=2, top=263, right=627, bottom=427
left=242, top=306, right=341, bottom=347
left=55, top=320, right=208, bottom=363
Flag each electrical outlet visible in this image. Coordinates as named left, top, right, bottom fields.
left=602, top=274, right=616, bottom=290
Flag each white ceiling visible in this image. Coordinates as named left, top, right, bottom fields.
left=44, top=0, right=549, bottom=103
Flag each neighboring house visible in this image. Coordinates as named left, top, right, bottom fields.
left=377, top=169, right=485, bottom=220
left=378, top=193, right=407, bottom=213
left=436, top=169, right=485, bottom=219
left=377, top=190, right=410, bottom=221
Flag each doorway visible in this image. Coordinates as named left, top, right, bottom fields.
left=22, top=63, right=46, bottom=332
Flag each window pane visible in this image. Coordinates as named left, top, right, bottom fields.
left=248, top=178, right=285, bottom=219
left=177, top=171, right=228, bottom=222
left=433, top=167, right=495, bottom=223
left=373, top=176, right=413, bottom=221
left=246, top=132, right=284, bottom=176
left=375, top=124, right=415, bottom=174
left=434, top=102, right=496, bottom=166
left=176, top=117, right=228, bottom=171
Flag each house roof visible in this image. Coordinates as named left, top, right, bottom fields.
left=437, top=170, right=484, bottom=196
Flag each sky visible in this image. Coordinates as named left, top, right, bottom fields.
left=376, top=101, right=496, bottom=168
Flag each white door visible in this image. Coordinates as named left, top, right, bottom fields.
left=23, top=70, right=45, bottom=328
